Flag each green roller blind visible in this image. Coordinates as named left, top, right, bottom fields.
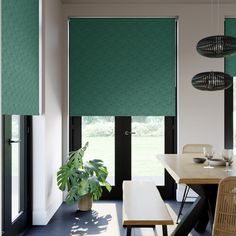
left=2, top=0, right=39, bottom=115
left=225, top=19, right=236, bottom=77
left=69, top=18, right=176, bottom=116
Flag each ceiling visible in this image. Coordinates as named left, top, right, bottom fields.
left=61, top=0, right=236, bottom=4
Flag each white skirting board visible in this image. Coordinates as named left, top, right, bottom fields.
left=33, top=197, right=62, bottom=225
left=176, top=184, right=198, bottom=202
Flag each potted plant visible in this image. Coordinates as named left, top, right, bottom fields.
left=57, top=142, right=112, bottom=211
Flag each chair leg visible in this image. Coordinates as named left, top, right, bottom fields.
left=127, top=226, right=132, bottom=236
left=184, top=186, right=190, bottom=202
left=176, top=185, right=190, bottom=224
left=162, top=225, right=168, bottom=236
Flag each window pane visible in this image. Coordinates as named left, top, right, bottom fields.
left=11, top=115, right=21, bottom=221
left=131, top=116, right=165, bottom=185
left=82, top=117, right=115, bottom=185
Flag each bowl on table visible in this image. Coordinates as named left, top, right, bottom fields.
left=209, top=158, right=226, bottom=166
left=193, top=157, right=206, bottom=164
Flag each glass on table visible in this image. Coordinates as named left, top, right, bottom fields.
left=222, top=149, right=233, bottom=172
left=203, top=147, right=214, bottom=169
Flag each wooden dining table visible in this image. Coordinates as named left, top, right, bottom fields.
left=157, top=154, right=236, bottom=236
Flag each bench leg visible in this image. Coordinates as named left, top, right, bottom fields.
left=127, top=226, right=132, bottom=236
left=162, top=225, right=168, bottom=236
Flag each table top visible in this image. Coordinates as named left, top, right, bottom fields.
left=157, top=154, right=236, bottom=184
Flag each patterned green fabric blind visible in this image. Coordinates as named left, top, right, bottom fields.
left=69, top=18, right=176, bottom=116
left=225, top=19, right=236, bottom=77
left=2, top=0, right=39, bottom=115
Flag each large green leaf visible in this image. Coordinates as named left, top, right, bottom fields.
left=97, top=166, right=108, bottom=182
left=65, top=179, right=90, bottom=204
left=65, top=186, right=79, bottom=204
left=77, top=179, right=89, bottom=196
left=67, top=142, right=89, bottom=167
left=88, top=176, right=102, bottom=200
left=68, top=150, right=83, bottom=167
left=57, top=164, right=77, bottom=191
left=105, top=182, right=112, bottom=192
left=76, top=168, right=89, bottom=180
left=85, top=159, right=108, bottom=182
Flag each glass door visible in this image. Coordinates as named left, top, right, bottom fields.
left=11, top=116, right=21, bottom=221
left=131, top=116, right=165, bottom=185
left=233, top=77, right=236, bottom=150
left=3, top=116, right=32, bottom=236
left=81, top=116, right=115, bottom=186
left=70, top=116, right=176, bottom=199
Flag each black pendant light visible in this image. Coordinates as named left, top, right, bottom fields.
left=196, top=0, right=236, bottom=58
left=197, top=35, right=236, bottom=58
left=192, top=71, right=232, bottom=91
left=193, top=0, right=234, bottom=91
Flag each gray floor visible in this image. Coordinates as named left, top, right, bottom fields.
left=24, top=201, right=211, bottom=236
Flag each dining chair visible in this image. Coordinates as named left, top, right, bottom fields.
left=213, top=176, right=236, bottom=236
left=176, top=143, right=213, bottom=224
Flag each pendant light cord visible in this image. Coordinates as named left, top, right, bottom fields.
left=211, top=0, right=214, bottom=35
left=217, top=0, right=220, bottom=35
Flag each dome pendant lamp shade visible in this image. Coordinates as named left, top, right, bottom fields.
left=192, top=71, right=233, bottom=91
left=197, top=35, right=236, bottom=58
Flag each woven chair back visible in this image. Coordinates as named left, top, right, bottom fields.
left=182, top=144, right=213, bottom=154
left=213, top=176, right=236, bottom=236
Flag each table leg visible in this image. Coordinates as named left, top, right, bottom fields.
left=194, top=206, right=209, bottom=233
left=171, top=184, right=218, bottom=236
left=192, top=184, right=218, bottom=232
left=204, top=185, right=218, bottom=231
left=171, top=195, right=206, bottom=236
left=191, top=184, right=209, bottom=233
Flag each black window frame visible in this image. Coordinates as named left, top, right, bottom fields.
left=224, top=85, right=233, bottom=149
left=69, top=116, right=177, bottom=200
left=2, top=115, right=32, bottom=236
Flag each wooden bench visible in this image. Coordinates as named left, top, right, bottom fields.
left=123, top=181, right=174, bottom=236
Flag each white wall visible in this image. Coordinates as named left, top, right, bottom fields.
left=33, top=0, right=63, bottom=225
left=62, top=3, right=236, bottom=156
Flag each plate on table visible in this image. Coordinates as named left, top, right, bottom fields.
left=209, top=158, right=226, bottom=166
left=193, top=157, right=206, bottom=164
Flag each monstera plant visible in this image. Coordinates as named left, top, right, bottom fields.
left=57, top=142, right=112, bottom=210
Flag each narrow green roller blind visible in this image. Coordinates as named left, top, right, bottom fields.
left=225, top=19, right=236, bottom=77
left=2, top=0, right=39, bottom=115
left=69, top=18, right=176, bottom=116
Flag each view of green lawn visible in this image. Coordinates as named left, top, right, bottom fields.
left=82, top=116, right=165, bottom=185
left=82, top=136, right=164, bottom=176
